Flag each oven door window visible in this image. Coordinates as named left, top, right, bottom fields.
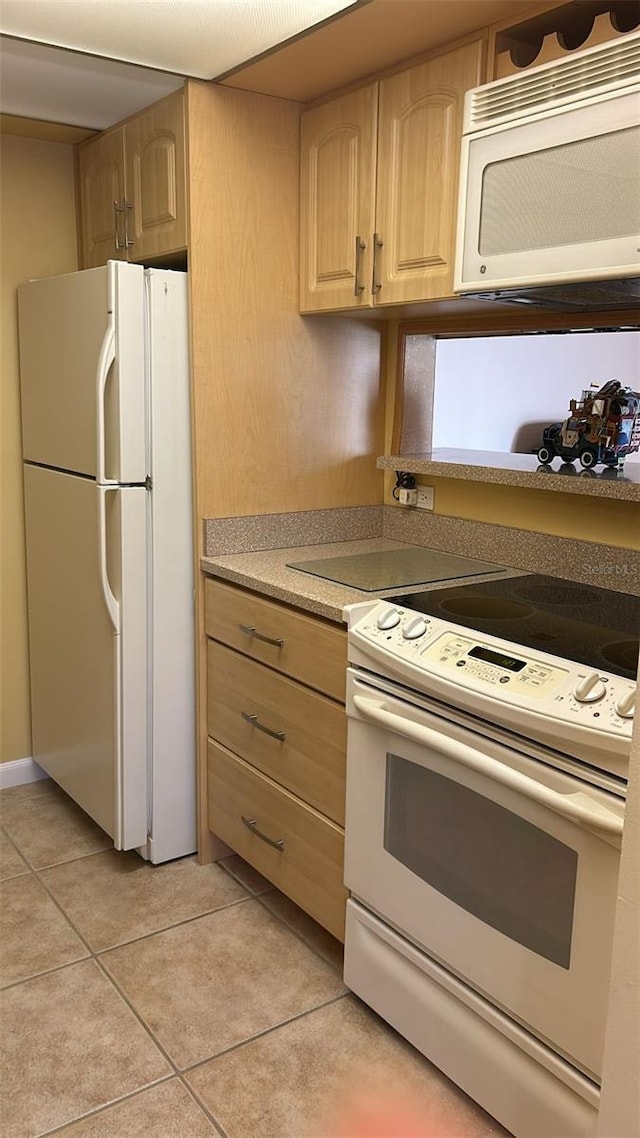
left=384, top=754, right=578, bottom=968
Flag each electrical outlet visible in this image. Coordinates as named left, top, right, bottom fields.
left=398, top=487, right=417, bottom=506
left=415, top=486, right=434, bottom=510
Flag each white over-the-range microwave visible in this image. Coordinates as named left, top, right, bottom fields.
left=454, top=29, right=640, bottom=311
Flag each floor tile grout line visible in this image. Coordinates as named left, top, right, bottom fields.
left=178, top=1073, right=230, bottom=1138
left=92, top=953, right=182, bottom=1074
left=0, top=786, right=56, bottom=812
left=91, top=893, right=255, bottom=956
left=33, top=1073, right=177, bottom=1138
left=0, top=821, right=112, bottom=875
left=216, top=852, right=345, bottom=976
left=0, top=822, right=39, bottom=878
left=216, top=858, right=275, bottom=898
left=0, top=952, right=92, bottom=995
left=0, top=833, right=36, bottom=883
left=31, top=850, right=255, bottom=954
left=5, top=818, right=346, bottom=1129
left=8, top=883, right=347, bottom=1127
left=215, top=860, right=346, bottom=978
left=31, top=844, right=120, bottom=871
left=181, top=990, right=350, bottom=1077
left=21, top=864, right=182, bottom=1074
left=254, top=890, right=344, bottom=975
left=24, top=865, right=106, bottom=958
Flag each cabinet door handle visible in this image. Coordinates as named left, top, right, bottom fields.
left=241, top=816, right=285, bottom=851
left=238, top=624, right=284, bottom=649
left=241, top=712, right=286, bottom=742
left=354, top=235, right=366, bottom=295
left=124, top=200, right=134, bottom=248
left=372, top=232, right=383, bottom=293
left=113, top=200, right=125, bottom=250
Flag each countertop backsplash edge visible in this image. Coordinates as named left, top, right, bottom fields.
left=203, top=505, right=383, bottom=557
left=381, top=506, right=639, bottom=596
left=200, top=506, right=639, bottom=615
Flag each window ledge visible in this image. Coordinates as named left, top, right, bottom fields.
left=377, top=449, right=640, bottom=502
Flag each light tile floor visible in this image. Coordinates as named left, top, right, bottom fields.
left=0, top=779, right=512, bottom=1138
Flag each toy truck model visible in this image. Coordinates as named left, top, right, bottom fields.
left=537, top=380, right=640, bottom=469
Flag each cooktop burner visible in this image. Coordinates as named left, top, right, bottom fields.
left=388, top=574, right=640, bottom=680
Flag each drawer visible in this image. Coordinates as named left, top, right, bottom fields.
left=208, top=641, right=346, bottom=825
left=204, top=577, right=346, bottom=702
left=208, top=739, right=347, bottom=941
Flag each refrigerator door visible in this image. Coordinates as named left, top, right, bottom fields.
left=145, top=268, right=196, bottom=861
left=18, top=262, right=146, bottom=482
left=23, top=464, right=149, bottom=849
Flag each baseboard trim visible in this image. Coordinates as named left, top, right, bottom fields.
left=0, top=757, right=48, bottom=789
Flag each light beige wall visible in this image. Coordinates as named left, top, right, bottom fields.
left=1, top=134, right=78, bottom=763
left=415, top=477, right=640, bottom=551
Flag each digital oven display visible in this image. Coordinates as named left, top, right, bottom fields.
left=468, top=646, right=527, bottom=672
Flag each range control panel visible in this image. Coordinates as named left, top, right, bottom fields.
left=346, top=600, right=636, bottom=768
left=423, top=631, right=565, bottom=699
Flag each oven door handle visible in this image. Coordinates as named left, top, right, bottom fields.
left=352, top=695, right=623, bottom=837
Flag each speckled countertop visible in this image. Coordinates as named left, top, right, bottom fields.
left=377, top=449, right=640, bottom=501
left=201, top=538, right=512, bottom=623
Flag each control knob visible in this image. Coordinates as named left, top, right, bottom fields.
left=573, top=672, right=606, bottom=704
left=402, top=616, right=428, bottom=640
left=615, top=687, right=636, bottom=720
left=376, top=606, right=401, bottom=631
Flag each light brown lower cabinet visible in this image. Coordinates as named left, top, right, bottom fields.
left=207, top=639, right=346, bottom=825
left=205, top=577, right=348, bottom=942
left=208, top=740, right=347, bottom=941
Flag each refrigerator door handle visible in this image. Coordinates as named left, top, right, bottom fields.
left=96, top=318, right=117, bottom=485
left=97, top=485, right=120, bottom=633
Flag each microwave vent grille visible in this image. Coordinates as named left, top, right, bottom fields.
left=467, top=31, right=640, bottom=131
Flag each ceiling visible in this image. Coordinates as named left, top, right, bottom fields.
left=0, top=38, right=185, bottom=130
left=0, top=1, right=359, bottom=80
left=220, top=0, right=551, bottom=101
left=0, top=0, right=359, bottom=129
left=0, top=0, right=550, bottom=133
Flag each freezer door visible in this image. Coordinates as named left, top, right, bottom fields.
left=23, top=464, right=149, bottom=849
left=18, top=262, right=146, bottom=482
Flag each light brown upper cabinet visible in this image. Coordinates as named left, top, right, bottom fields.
left=300, top=40, right=484, bottom=312
left=78, top=91, right=186, bottom=269
left=300, top=85, right=378, bottom=312
left=77, top=129, right=127, bottom=268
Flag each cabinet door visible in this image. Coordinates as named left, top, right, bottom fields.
left=77, top=129, right=127, bottom=269
left=300, top=85, right=378, bottom=313
left=124, top=91, right=187, bottom=261
left=375, top=40, right=484, bottom=305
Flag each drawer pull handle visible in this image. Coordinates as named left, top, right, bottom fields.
left=241, top=712, right=286, bottom=742
left=238, top=624, right=284, bottom=649
left=241, top=815, right=285, bottom=851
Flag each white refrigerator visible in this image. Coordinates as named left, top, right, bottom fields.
left=19, top=261, right=196, bottom=863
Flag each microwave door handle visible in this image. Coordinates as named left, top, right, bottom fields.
left=352, top=695, right=623, bottom=837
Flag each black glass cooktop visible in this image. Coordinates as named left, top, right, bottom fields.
left=387, top=574, right=640, bottom=681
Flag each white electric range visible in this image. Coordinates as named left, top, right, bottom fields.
left=342, top=573, right=638, bottom=1138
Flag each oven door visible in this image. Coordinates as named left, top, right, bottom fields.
left=344, top=670, right=624, bottom=1081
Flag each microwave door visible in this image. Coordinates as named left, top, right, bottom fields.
left=455, top=89, right=640, bottom=294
